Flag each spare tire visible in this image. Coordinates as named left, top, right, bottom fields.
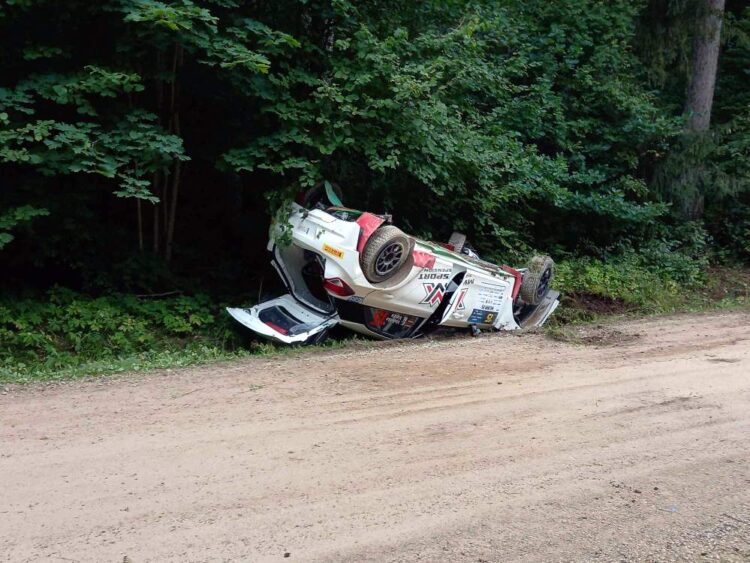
left=360, top=225, right=411, bottom=283
left=520, top=255, right=555, bottom=306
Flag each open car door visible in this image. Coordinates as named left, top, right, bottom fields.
left=226, top=295, right=338, bottom=345
left=226, top=242, right=340, bottom=345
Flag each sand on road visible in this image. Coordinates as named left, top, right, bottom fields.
left=2, top=311, right=750, bottom=562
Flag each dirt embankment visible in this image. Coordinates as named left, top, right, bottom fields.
left=2, top=311, right=750, bottom=562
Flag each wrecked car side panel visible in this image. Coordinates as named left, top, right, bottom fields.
left=440, top=269, right=518, bottom=330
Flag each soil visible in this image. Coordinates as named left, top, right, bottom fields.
left=2, top=311, right=750, bottom=562
left=704, top=267, right=750, bottom=302
left=564, top=292, right=634, bottom=316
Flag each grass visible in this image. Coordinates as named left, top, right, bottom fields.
left=549, top=265, right=750, bottom=325
left=2, top=261, right=749, bottom=385
left=543, top=264, right=750, bottom=343
left=0, top=331, right=367, bottom=385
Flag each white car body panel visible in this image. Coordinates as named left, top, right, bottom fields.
left=440, top=269, right=519, bottom=330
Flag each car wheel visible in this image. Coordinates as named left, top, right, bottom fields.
left=520, top=255, right=555, bottom=306
left=361, top=226, right=411, bottom=283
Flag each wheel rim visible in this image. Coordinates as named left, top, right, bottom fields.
left=375, top=242, right=405, bottom=276
left=536, top=267, right=552, bottom=300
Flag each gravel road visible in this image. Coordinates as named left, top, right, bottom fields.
left=2, top=311, right=750, bottom=562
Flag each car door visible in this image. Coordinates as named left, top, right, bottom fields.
left=226, top=295, right=338, bottom=345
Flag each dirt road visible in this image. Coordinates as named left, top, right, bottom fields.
left=2, top=312, right=750, bottom=562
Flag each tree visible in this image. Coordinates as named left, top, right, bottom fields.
left=685, top=0, right=726, bottom=132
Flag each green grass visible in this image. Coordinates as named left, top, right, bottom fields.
left=0, top=324, right=366, bottom=384
left=2, top=257, right=749, bottom=385
left=551, top=256, right=750, bottom=325
left=0, top=344, right=251, bottom=383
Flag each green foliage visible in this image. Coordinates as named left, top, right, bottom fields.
left=0, top=290, right=240, bottom=381
left=4, top=0, right=746, bottom=274
left=552, top=256, right=749, bottom=327
left=0, top=205, right=49, bottom=248
left=556, top=255, right=684, bottom=311
left=0, top=0, right=285, bottom=214
left=637, top=3, right=750, bottom=257
left=223, top=0, right=675, bottom=257
left=548, top=219, right=720, bottom=324
left=0, top=288, right=370, bottom=382
left=0, top=63, right=187, bottom=200
left=3, top=66, right=145, bottom=117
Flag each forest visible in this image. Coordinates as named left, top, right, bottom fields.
left=1, top=0, right=749, bottom=380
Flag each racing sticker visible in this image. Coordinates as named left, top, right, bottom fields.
left=475, top=284, right=506, bottom=312
left=366, top=308, right=420, bottom=338
left=468, top=308, right=497, bottom=325
left=418, top=268, right=451, bottom=281
left=420, top=282, right=447, bottom=307
left=322, top=243, right=344, bottom=259
left=455, top=287, right=468, bottom=311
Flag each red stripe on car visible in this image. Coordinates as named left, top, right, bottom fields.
left=355, top=213, right=386, bottom=253
left=501, top=265, right=523, bottom=301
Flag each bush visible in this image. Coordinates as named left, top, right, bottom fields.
left=552, top=240, right=715, bottom=324
left=0, top=289, right=238, bottom=381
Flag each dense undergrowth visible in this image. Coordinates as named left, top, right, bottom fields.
left=3, top=256, right=749, bottom=384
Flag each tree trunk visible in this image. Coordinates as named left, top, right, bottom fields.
left=152, top=171, right=160, bottom=254
left=165, top=159, right=181, bottom=263
left=164, top=44, right=183, bottom=262
left=684, top=0, right=725, bottom=132
left=165, top=113, right=181, bottom=263
left=154, top=51, right=164, bottom=256
left=678, top=0, right=725, bottom=219
left=137, top=199, right=144, bottom=252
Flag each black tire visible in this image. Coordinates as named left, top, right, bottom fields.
left=520, top=255, right=555, bottom=306
left=448, top=231, right=467, bottom=253
left=360, top=225, right=411, bottom=283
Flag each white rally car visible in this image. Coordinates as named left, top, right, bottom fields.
left=227, top=189, right=559, bottom=344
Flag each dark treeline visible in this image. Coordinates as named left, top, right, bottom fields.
left=1, top=0, right=749, bottom=296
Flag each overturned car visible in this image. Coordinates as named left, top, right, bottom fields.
left=227, top=188, right=559, bottom=344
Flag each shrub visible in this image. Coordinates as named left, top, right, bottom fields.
left=0, top=289, right=234, bottom=380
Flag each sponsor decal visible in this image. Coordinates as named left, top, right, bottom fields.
left=347, top=295, right=365, bottom=304
left=420, top=282, right=447, bottom=307
left=380, top=311, right=417, bottom=328
left=476, top=283, right=507, bottom=311
left=418, top=268, right=451, bottom=281
left=455, top=288, right=468, bottom=311
left=468, top=308, right=498, bottom=324
left=322, top=243, right=344, bottom=259
left=371, top=308, right=390, bottom=328
left=366, top=308, right=420, bottom=337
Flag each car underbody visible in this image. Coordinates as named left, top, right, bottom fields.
left=228, top=192, right=559, bottom=345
